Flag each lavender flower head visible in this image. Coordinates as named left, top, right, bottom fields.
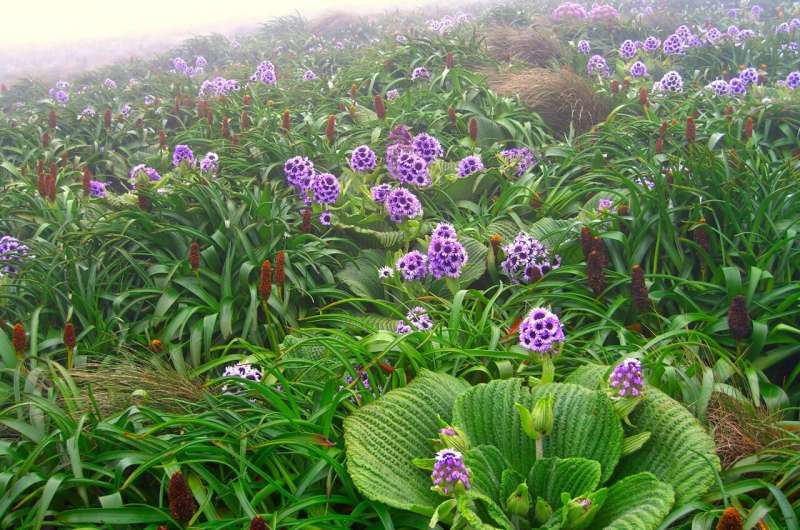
left=657, top=71, right=683, bottom=93
left=458, top=155, right=484, bottom=177
left=431, top=222, right=457, bottom=240
left=630, top=60, right=648, bottom=78
left=739, top=67, right=759, bottom=86
left=303, top=69, right=318, bottom=81
left=518, top=307, right=566, bottom=354
left=200, top=152, right=219, bottom=174
left=284, top=156, right=315, bottom=194
left=144, top=94, right=155, bottom=105
left=388, top=125, right=413, bottom=145
left=619, top=39, right=637, bottom=59
left=501, top=232, right=560, bottom=284
left=89, top=180, right=107, bottom=198
left=129, top=164, right=162, bottom=183
left=251, top=61, right=277, bottom=85
left=412, top=133, right=444, bottom=164
left=707, top=79, right=730, bottom=97
left=728, top=77, right=747, bottom=96
left=785, top=71, right=800, bottom=90
left=577, top=40, right=591, bottom=54
left=310, top=173, right=340, bottom=205
left=609, top=358, right=644, bottom=397
left=172, top=145, right=196, bottom=168
left=750, top=5, right=763, bottom=18
left=705, top=27, right=723, bottom=44
left=500, top=147, right=538, bottom=176
left=53, top=90, right=69, bottom=104
left=221, top=362, right=263, bottom=394
left=396, top=321, right=412, bottom=334
left=662, top=34, right=685, bottom=55
left=589, top=3, right=619, bottom=21
left=387, top=145, right=431, bottom=188
left=370, top=183, right=392, bottom=203
left=319, top=211, right=332, bottom=226
left=635, top=176, right=655, bottom=189
left=350, top=145, right=377, bottom=172
left=407, top=306, right=433, bottom=330
left=0, top=235, right=30, bottom=277
left=411, top=67, right=431, bottom=80
left=597, top=198, right=614, bottom=212
left=378, top=266, right=394, bottom=279
left=587, top=55, right=609, bottom=76
left=386, top=89, right=400, bottom=101
left=103, top=78, right=117, bottom=90
left=120, top=104, right=132, bottom=119
left=81, top=106, right=96, bottom=118
left=643, top=36, right=660, bottom=52
left=340, top=364, right=376, bottom=402
left=432, top=449, right=471, bottom=495
left=428, top=236, right=468, bottom=279
left=551, top=2, right=588, bottom=21
left=195, top=56, right=208, bottom=68
left=396, top=250, right=428, bottom=280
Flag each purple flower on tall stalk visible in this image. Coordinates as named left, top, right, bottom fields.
left=378, top=266, right=394, bottom=279
left=619, top=39, right=637, bottom=59
left=662, top=34, right=685, bottom=55
left=785, top=71, right=800, bottom=90
left=396, top=250, right=428, bottom=280
left=370, top=183, right=392, bottom=203
left=657, top=71, right=683, bottom=92
left=705, top=27, right=723, bottom=44
left=251, top=61, right=277, bottom=85
left=727, top=25, right=740, bottom=38
left=81, top=106, right=96, bottom=118
left=195, top=56, right=207, bottom=68
left=385, top=187, right=423, bottom=222
left=501, top=232, right=560, bottom=284
left=609, top=358, right=644, bottom=397
left=739, top=67, right=758, bottom=86
left=707, top=79, right=730, bottom=96
left=103, top=78, right=117, bottom=90
left=728, top=77, right=747, bottom=96
left=89, top=180, right=107, bottom=198
left=431, top=222, right=457, bottom=240
left=597, top=198, right=614, bottom=212
left=284, top=156, right=315, bottom=193
left=396, top=321, right=412, bottom=334
left=406, top=306, right=433, bottom=330
left=221, top=362, right=262, bottom=394
left=457, top=155, right=484, bottom=177
left=411, top=67, right=431, bottom=80
left=577, top=40, right=591, bottom=54
left=776, top=22, right=790, bottom=34
left=303, top=69, right=317, bottom=81
left=172, top=145, right=196, bottom=168
left=53, top=90, right=69, bottom=104
left=200, top=152, right=219, bottom=174
left=589, top=3, right=619, bottom=21
left=411, top=133, right=444, bottom=163
left=387, top=146, right=431, bottom=188
left=129, top=164, right=162, bottom=182
left=587, top=54, right=609, bottom=76
left=319, top=211, right=332, bottom=226
left=310, top=173, right=340, bottom=205
left=428, top=236, right=467, bottom=279
left=500, top=147, right=538, bottom=176
left=635, top=176, right=655, bottom=189
left=386, top=89, right=400, bottom=101
left=0, top=235, right=30, bottom=277
left=518, top=307, right=565, bottom=354
left=630, top=61, right=648, bottom=78
left=350, top=145, right=377, bottom=172
left=432, top=449, right=471, bottom=495
left=750, top=5, right=763, bottom=18
left=643, top=36, right=660, bottom=52
left=120, top=104, right=132, bottom=119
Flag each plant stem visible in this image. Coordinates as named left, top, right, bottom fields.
left=535, top=437, right=544, bottom=460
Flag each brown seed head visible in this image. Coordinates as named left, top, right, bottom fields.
left=168, top=472, right=196, bottom=524
left=728, top=295, right=752, bottom=341
left=12, top=323, right=26, bottom=356
left=188, top=242, right=200, bottom=271
left=715, top=507, right=743, bottom=530
left=259, top=260, right=272, bottom=301
left=631, top=265, right=650, bottom=313
left=63, top=322, right=76, bottom=350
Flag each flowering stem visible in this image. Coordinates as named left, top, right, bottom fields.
left=66, top=347, right=73, bottom=370
left=541, top=357, right=555, bottom=385
left=535, top=437, right=544, bottom=460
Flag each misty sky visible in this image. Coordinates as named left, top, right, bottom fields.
left=1, top=0, right=432, bottom=48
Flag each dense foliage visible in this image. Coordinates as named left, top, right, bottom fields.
left=1, top=0, right=799, bottom=528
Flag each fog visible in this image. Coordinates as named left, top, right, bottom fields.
left=0, top=0, right=437, bottom=83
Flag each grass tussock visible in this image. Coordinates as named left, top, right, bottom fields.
left=486, top=66, right=610, bottom=136
left=311, top=11, right=362, bottom=36
left=485, top=26, right=564, bottom=67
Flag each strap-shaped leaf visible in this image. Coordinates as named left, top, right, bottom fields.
left=344, top=370, right=471, bottom=515
left=465, top=445, right=509, bottom=503
left=452, top=379, right=536, bottom=476
left=531, top=383, right=623, bottom=482
left=592, top=472, right=674, bottom=530
left=528, top=457, right=601, bottom=510
left=613, top=387, right=720, bottom=504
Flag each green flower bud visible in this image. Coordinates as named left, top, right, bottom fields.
left=436, top=425, right=470, bottom=453
left=505, top=482, right=530, bottom=517
left=534, top=497, right=552, bottom=524
left=531, top=393, right=555, bottom=437
left=560, top=489, right=607, bottom=530
left=131, top=389, right=148, bottom=405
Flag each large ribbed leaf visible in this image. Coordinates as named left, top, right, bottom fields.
left=452, top=379, right=536, bottom=475
left=528, top=457, right=602, bottom=510
left=334, top=223, right=408, bottom=249
left=613, top=387, right=719, bottom=504
left=465, top=445, right=509, bottom=503
left=531, top=383, right=623, bottom=482
left=564, top=363, right=609, bottom=390
left=486, top=219, right=520, bottom=243
left=592, top=472, right=674, bottom=530
left=459, top=236, right=489, bottom=287
left=525, top=217, right=576, bottom=252
left=344, top=370, right=470, bottom=515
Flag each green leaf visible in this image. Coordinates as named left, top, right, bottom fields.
left=613, top=387, right=719, bottom=504
left=56, top=506, right=171, bottom=524
left=592, top=472, right=674, bottom=530
left=459, top=236, right=489, bottom=287
left=564, top=364, right=609, bottom=390
left=465, top=445, right=509, bottom=502
left=344, top=370, right=471, bottom=515
left=528, top=457, right=601, bottom=510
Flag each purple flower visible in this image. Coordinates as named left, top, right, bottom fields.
left=129, top=164, right=162, bottom=182
left=103, top=78, right=117, bottom=90
left=411, top=67, right=431, bottom=80
left=643, top=36, right=660, bottom=52
left=199, top=77, right=239, bottom=97
left=120, top=104, right=132, bottom=119
left=144, top=95, right=155, bottom=105
left=378, top=266, right=394, bottom=279
left=431, top=222, right=457, bottom=240
left=0, top=235, right=30, bottom=277
left=53, top=90, right=69, bottom=104
left=739, top=67, right=759, bottom=86
left=727, top=25, right=740, bottom=38
left=776, top=22, right=790, bottom=34
left=597, top=198, right=613, bottom=212
left=195, top=56, right=208, bottom=68
left=221, top=362, right=262, bottom=394
left=284, top=156, right=315, bottom=193
left=172, top=57, right=188, bottom=73
left=319, top=211, right=332, bottom=226
left=340, top=364, right=377, bottom=402
left=635, top=176, right=655, bottom=189
left=172, top=145, right=196, bottom=168
left=370, top=183, right=392, bottom=203
left=577, top=40, right=591, bottom=55
left=589, top=3, right=619, bottom=21
left=751, top=5, right=763, bottom=18
left=303, top=69, right=317, bottom=81
left=609, top=358, right=644, bottom=397
left=587, top=54, right=609, bottom=76
left=662, top=34, right=685, bottom=55
left=619, top=39, right=637, bottom=59
left=387, top=145, right=431, bottom=188
left=251, top=61, right=277, bottom=85
left=396, top=250, right=428, bottom=280
left=501, top=232, right=560, bottom=284
left=388, top=125, right=413, bottom=145
left=500, top=147, right=538, bottom=176
left=675, top=25, right=692, bottom=40
left=386, top=89, right=400, bottom=101
left=396, top=321, right=412, bottom=334
left=786, top=71, right=800, bottom=90
left=311, top=173, right=340, bottom=205
left=706, top=27, right=723, bottom=44
left=630, top=60, right=648, bottom=78
left=89, top=180, right=107, bottom=198
left=200, top=152, right=219, bottom=174
left=350, top=145, right=377, bottom=172
left=552, top=2, right=587, bottom=20
left=707, top=79, right=730, bottom=96
left=518, top=307, right=565, bottom=354
left=406, top=306, right=433, bottom=330
left=81, top=106, right=96, bottom=118
left=729, top=77, right=747, bottom=96
left=385, top=187, right=423, bottom=222
left=457, top=155, right=484, bottom=177
left=432, top=449, right=471, bottom=495
left=428, top=236, right=468, bottom=279
left=411, top=133, right=444, bottom=164
left=657, top=70, right=683, bottom=93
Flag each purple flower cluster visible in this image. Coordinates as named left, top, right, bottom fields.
left=396, top=250, right=428, bottom=280
left=340, top=364, right=376, bottom=401
left=587, top=54, right=609, bottom=76
left=619, top=39, right=637, bottom=59
left=411, top=67, right=431, bottom=80
left=199, top=77, right=240, bottom=97
left=739, top=67, right=759, bottom=86
left=589, top=3, right=620, bottom=21
left=370, top=183, right=392, bottom=203
left=221, top=362, right=263, bottom=394
left=0, top=235, right=30, bottom=277
left=303, top=70, right=318, bottom=81
left=387, top=146, right=431, bottom=187
left=284, top=156, right=315, bottom=195
left=385, top=187, right=423, bottom=222
left=89, top=180, right=107, bottom=198
left=350, top=145, right=377, bottom=172
left=427, top=226, right=467, bottom=279
left=427, top=14, right=471, bottom=35
left=785, top=71, right=800, bottom=90
left=577, top=40, right=591, bottom=54
left=518, top=307, right=566, bottom=354
left=172, top=145, right=196, bottom=168
left=500, top=147, right=538, bottom=176
left=630, top=60, right=648, bottom=78
left=48, top=81, right=70, bottom=104
left=597, top=198, right=613, bottom=212
left=388, top=125, right=413, bottom=145
left=200, top=152, right=219, bottom=174
left=609, top=358, right=644, bottom=397
left=250, top=61, right=277, bottom=85
left=120, top=104, right=132, bottom=119
left=81, top=106, right=96, bottom=118
left=144, top=95, right=155, bottom=106
left=431, top=449, right=471, bottom=495
left=729, top=77, right=746, bottom=96
left=706, top=79, right=730, bottom=96
left=406, top=306, right=433, bottom=330
left=172, top=56, right=205, bottom=77
left=310, top=173, right=340, bottom=205
left=551, top=2, right=587, bottom=21
left=655, top=70, right=683, bottom=93
left=501, top=232, right=560, bottom=284
left=662, top=34, right=685, bottom=55
left=103, top=78, right=117, bottom=90
left=129, top=164, right=162, bottom=183
left=643, top=36, right=660, bottom=52
left=457, top=155, right=484, bottom=177
left=411, top=133, right=444, bottom=164
left=386, top=89, right=400, bottom=101
left=319, top=211, right=332, bottom=226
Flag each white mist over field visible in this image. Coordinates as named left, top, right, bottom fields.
left=0, top=0, right=438, bottom=82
